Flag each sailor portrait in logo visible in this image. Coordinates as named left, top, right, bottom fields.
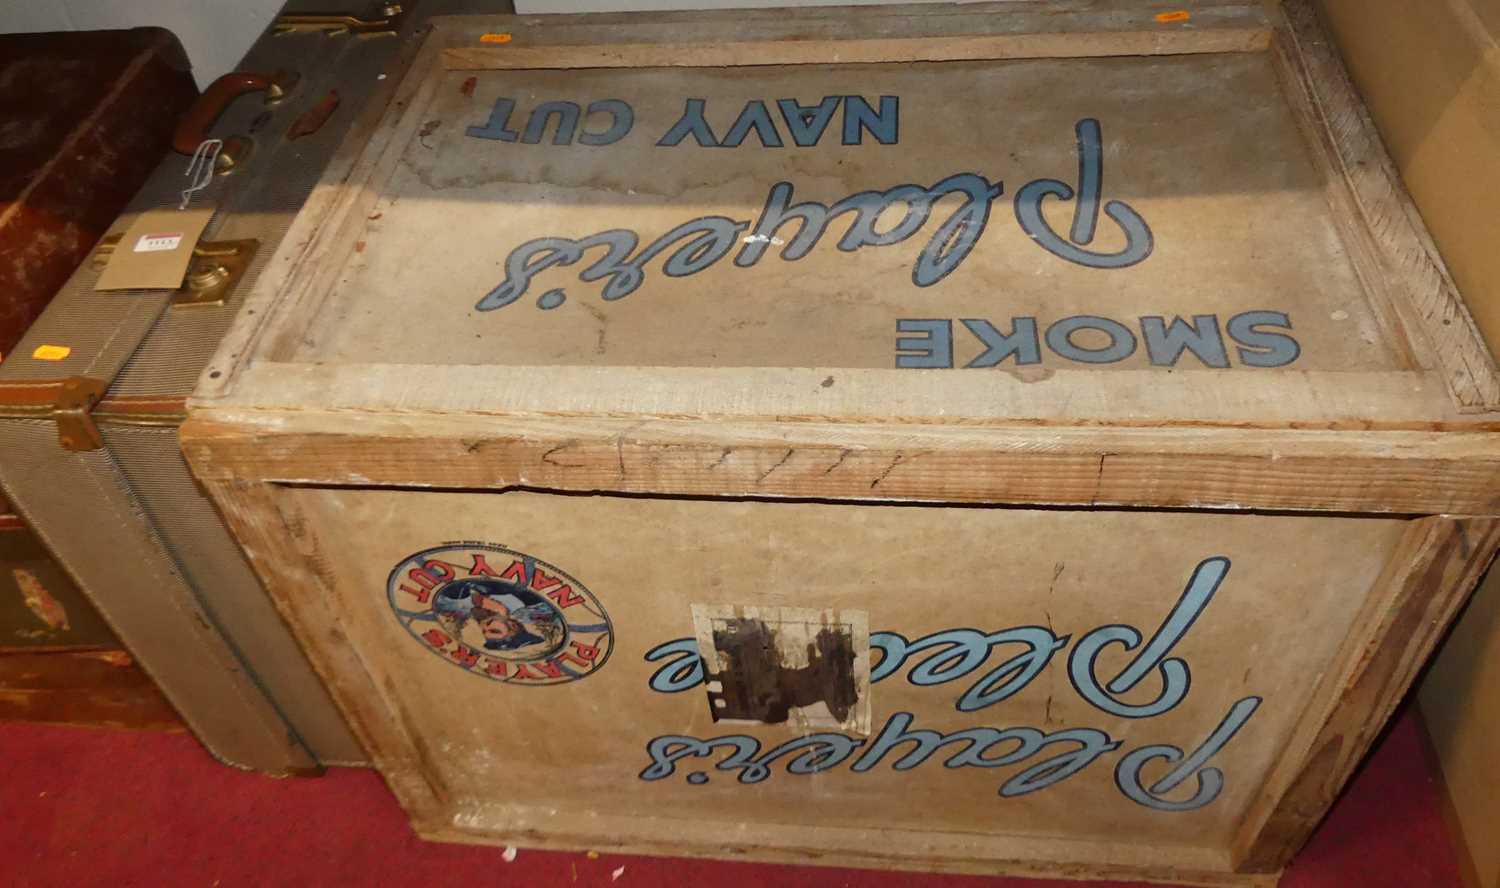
left=432, top=578, right=565, bottom=659
left=387, top=542, right=613, bottom=685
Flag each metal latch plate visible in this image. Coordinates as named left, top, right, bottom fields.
left=92, top=236, right=261, bottom=307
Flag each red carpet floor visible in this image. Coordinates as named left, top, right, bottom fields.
left=0, top=704, right=1463, bottom=887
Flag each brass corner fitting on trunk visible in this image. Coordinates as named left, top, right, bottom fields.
left=0, top=377, right=109, bottom=452
left=53, top=377, right=109, bottom=451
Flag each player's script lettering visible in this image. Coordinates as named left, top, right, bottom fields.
left=638, top=556, right=1265, bottom=813
left=473, top=118, right=1152, bottom=313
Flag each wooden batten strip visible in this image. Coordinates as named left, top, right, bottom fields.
left=0, top=649, right=184, bottom=732
left=1271, top=0, right=1500, bottom=411
left=181, top=411, right=1500, bottom=516
left=199, top=478, right=449, bottom=815
left=202, top=363, right=1486, bottom=430
left=439, top=5, right=1273, bottom=70
left=503, top=0, right=1260, bottom=28
left=433, top=803, right=1252, bottom=886
left=1230, top=517, right=1500, bottom=870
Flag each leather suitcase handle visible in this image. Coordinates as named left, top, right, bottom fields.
left=173, top=71, right=297, bottom=168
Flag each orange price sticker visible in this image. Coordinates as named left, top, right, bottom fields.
left=1154, top=10, right=1191, bottom=23
left=32, top=344, right=71, bottom=361
left=480, top=32, right=513, bottom=44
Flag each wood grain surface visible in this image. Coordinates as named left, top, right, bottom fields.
left=181, top=0, right=1500, bottom=882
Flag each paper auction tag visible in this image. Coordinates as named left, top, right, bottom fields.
left=94, top=206, right=215, bottom=291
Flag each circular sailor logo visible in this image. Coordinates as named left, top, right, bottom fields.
left=386, top=542, right=612, bottom=685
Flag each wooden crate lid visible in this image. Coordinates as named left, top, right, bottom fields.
left=186, top=1, right=1500, bottom=516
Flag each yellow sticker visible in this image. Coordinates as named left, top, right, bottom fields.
left=1155, top=10, right=1191, bottom=23
left=32, top=344, right=71, bottom=361
left=480, top=32, right=513, bottom=44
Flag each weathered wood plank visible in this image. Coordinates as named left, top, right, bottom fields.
left=441, top=4, right=1272, bottom=70
left=1231, top=517, right=1500, bottom=870
left=0, top=649, right=183, bottom=732
left=204, top=364, right=1489, bottom=429
left=197, top=478, right=448, bottom=814
left=183, top=411, right=1500, bottom=515
left=426, top=808, right=1270, bottom=887
left=1271, top=0, right=1500, bottom=410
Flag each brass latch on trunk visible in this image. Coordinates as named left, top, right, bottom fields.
left=93, top=236, right=261, bottom=307
left=274, top=4, right=405, bottom=35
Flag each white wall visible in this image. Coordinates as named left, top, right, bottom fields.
left=1, top=0, right=284, bottom=89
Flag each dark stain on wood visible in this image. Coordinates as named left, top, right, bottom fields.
left=707, top=617, right=856, bottom=724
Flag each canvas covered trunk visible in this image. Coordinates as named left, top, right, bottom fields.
left=0, top=1, right=449, bottom=771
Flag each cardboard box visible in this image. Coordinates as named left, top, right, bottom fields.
left=1319, top=1, right=1500, bottom=884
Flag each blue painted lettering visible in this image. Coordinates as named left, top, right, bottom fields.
left=579, top=99, right=634, bottom=146
left=963, top=318, right=1043, bottom=367
left=841, top=95, right=899, bottom=145
left=778, top=97, right=840, bottom=146
left=1045, top=315, right=1138, bottom=364
left=466, top=96, right=520, bottom=142
left=1227, top=311, right=1301, bottom=368
left=643, top=711, right=1119, bottom=797
left=722, top=100, right=784, bottom=148
left=872, top=627, right=1069, bottom=712
left=913, top=316, right=1300, bottom=369
left=1115, top=696, right=1261, bottom=810
left=658, top=98, right=720, bottom=147
left=1068, top=557, right=1229, bottom=719
left=522, top=101, right=581, bottom=146
left=1142, top=315, right=1230, bottom=368
left=638, top=555, right=1263, bottom=813
left=481, top=174, right=1001, bottom=311
left=894, top=319, right=952, bottom=369
left=644, top=638, right=704, bottom=693
left=1015, top=118, right=1153, bottom=269
left=466, top=97, right=634, bottom=147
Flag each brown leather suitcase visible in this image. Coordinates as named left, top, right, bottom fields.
left=0, top=491, right=116, bottom=651
left=0, top=2, right=457, bottom=773
left=0, top=29, right=194, bottom=730
left=1, top=495, right=180, bottom=731
left=0, top=28, right=197, bottom=362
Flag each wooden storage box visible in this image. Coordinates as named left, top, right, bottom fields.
left=182, top=2, right=1500, bottom=884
